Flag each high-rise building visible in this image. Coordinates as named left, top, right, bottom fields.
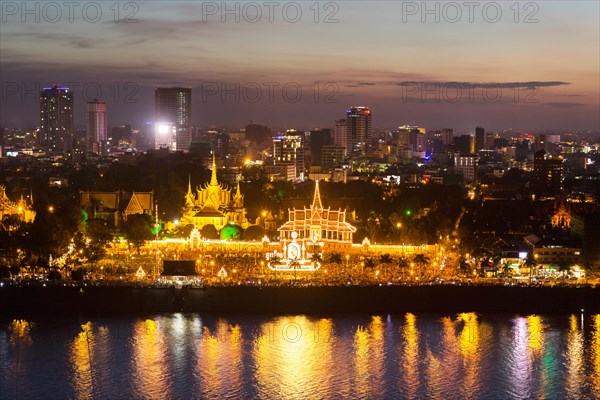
left=273, top=130, right=305, bottom=179
left=333, top=119, right=347, bottom=150
left=39, top=84, right=74, bottom=152
left=322, top=145, right=346, bottom=171
left=86, top=100, right=107, bottom=153
left=533, top=150, right=563, bottom=197
left=454, top=153, right=478, bottom=182
left=155, top=87, right=192, bottom=151
left=398, top=125, right=426, bottom=153
left=310, top=129, right=332, bottom=166
left=453, top=135, right=474, bottom=154
left=475, top=126, right=485, bottom=151
left=346, top=106, right=371, bottom=154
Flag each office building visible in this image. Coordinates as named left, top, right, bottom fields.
left=475, top=126, right=485, bottom=151
left=346, top=106, right=371, bottom=154
left=322, top=145, right=346, bottom=170
left=39, top=84, right=74, bottom=152
left=454, top=135, right=475, bottom=154
left=273, top=130, right=305, bottom=179
left=533, top=150, right=563, bottom=197
left=333, top=119, right=347, bottom=150
left=310, top=129, right=332, bottom=166
left=155, top=87, right=192, bottom=151
left=86, top=100, right=107, bottom=153
left=454, top=153, right=478, bottom=182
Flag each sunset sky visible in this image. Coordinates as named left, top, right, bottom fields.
left=1, top=1, right=598, bottom=132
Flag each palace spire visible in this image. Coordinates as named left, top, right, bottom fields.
left=311, top=180, right=323, bottom=210
left=210, top=153, right=218, bottom=186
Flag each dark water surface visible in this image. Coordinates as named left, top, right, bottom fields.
left=1, top=313, right=599, bottom=399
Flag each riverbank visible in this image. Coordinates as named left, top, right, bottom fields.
left=2, top=284, right=599, bottom=315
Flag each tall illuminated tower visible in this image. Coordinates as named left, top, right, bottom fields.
left=345, top=106, right=371, bottom=154
left=86, top=99, right=107, bottom=153
left=155, top=87, right=192, bottom=151
left=39, top=84, right=74, bottom=152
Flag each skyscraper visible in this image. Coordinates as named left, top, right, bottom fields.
left=346, top=106, right=371, bottom=154
left=273, top=130, right=305, bottom=179
left=39, top=84, right=74, bottom=152
left=475, top=126, right=485, bottom=151
left=533, top=150, right=563, bottom=197
left=155, top=88, right=192, bottom=151
left=86, top=99, right=107, bottom=153
left=309, top=129, right=332, bottom=166
left=333, top=119, right=347, bottom=150
left=454, top=153, right=478, bottom=182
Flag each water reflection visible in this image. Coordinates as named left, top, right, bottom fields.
left=565, top=315, right=585, bottom=397
left=592, top=314, right=600, bottom=397
left=195, top=319, right=243, bottom=398
left=69, top=322, right=94, bottom=400
left=1, top=314, right=599, bottom=399
left=401, top=313, right=419, bottom=399
left=253, top=316, right=335, bottom=399
left=353, top=316, right=384, bottom=398
left=2, top=320, right=33, bottom=399
left=132, top=319, right=171, bottom=399
left=457, top=312, right=482, bottom=397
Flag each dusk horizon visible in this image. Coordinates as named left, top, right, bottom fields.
left=1, top=1, right=599, bottom=131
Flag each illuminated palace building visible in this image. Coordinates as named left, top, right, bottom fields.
left=278, top=180, right=356, bottom=250
left=0, top=185, right=35, bottom=224
left=180, top=156, right=248, bottom=231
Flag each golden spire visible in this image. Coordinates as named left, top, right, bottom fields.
left=236, top=179, right=242, bottom=198
left=210, top=153, right=218, bottom=186
left=187, top=175, right=193, bottom=196
left=311, top=180, right=323, bottom=210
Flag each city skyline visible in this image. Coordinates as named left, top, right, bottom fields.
left=1, top=1, right=599, bottom=131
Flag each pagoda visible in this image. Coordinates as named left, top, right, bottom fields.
left=180, top=155, right=248, bottom=231
left=278, top=180, right=356, bottom=248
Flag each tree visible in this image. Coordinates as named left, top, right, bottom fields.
left=397, top=256, right=410, bottom=280
left=200, top=224, right=219, bottom=240
left=557, top=260, right=571, bottom=280
left=122, top=214, right=154, bottom=253
left=82, top=218, right=113, bottom=262
left=412, top=253, right=431, bottom=279
left=243, top=225, right=265, bottom=241
left=327, top=252, right=343, bottom=265
left=379, top=254, right=393, bottom=279
left=524, top=255, right=538, bottom=279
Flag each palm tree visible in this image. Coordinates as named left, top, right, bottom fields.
left=289, top=259, right=301, bottom=281
left=379, top=254, right=393, bottom=280
left=557, top=260, right=571, bottom=281
left=397, top=256, right=410, bottom=281
left=412, top=254, right=430, bottom=280
left=524, top=255, right=537, bottom=281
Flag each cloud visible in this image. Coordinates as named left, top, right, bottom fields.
left=396, top=81, right=571, bottom=89
left=545, top=102, right=587, bottom=109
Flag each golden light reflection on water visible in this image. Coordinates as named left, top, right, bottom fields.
left=353, top=316, right=384, bottom=398
left=4, top=319, right=33, bottom=398
left=401, top=313, right=419, bottom=400
left=591, top=314, right=600, bottom=397
left=457, top=312, right=482, bottom=396
left=424, top=317, right=460, bottom=398
left=9, top=319, right=33, bottom=343
left=253, top=316, right=335, bottom=398
left=565, top=314, right=585, bottom=397
left=69, top=322, right=94, bottom=400
left=196, top=319, right=243, bottom=398
left=132, top=319, right=170, bottom=399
